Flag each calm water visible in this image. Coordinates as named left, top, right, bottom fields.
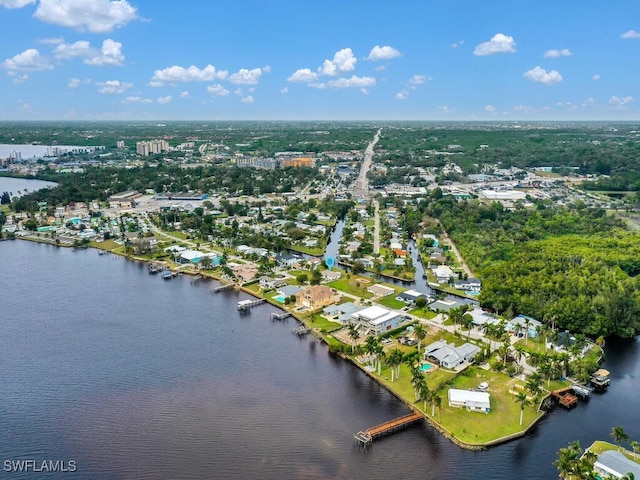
left=0, top=177, right=57, bottom=197
left=0, top=240, right=638, bottom=479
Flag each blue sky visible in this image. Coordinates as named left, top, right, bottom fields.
left=1, top=0, right=639, bottom=120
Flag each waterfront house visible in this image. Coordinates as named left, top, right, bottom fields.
left=321, top=270, right=341, bottom=282
left=424, top=340, right=479, bottom=369
left=349, top=306, right=401, bottom=335
left=593, top=450, right=640, bottom=479
left=507, top=315, right=542, bottom=338
left=454, top=278, right=482, bottom=292
left=277, top=285, right=301, bottom=299
left=231, top=263, right=259, bottom=283
left=322, top=302, right=361, bottom=324
left=258, top=276, right=287, bottom=290
left=295, top=285, right=336, bottom=310
left=428, top=299, right=464, bottom=313
left=396, top=289, right=429, bottom=305
left=432, top=265, right=455, bottom=283
left=366, top=284, right=395, bottom=297
left=448, top=389, right=490, bottom=413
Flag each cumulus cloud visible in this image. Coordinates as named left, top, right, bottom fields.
left=451, top=40, right=464, bottom=48
left=240, top=95, right=254, bottom=104
left=367, top=45, right=401, bottom=61
left=544, top=48, right=572, bottom=58
left=0, top=0, right=34, bottom=7
left=228, top=67, right=263, bottom=85
left=523, top=66, right=562, bottom=85
left=438, top=105, right=452, bottom=113
left=621, top=30, right=640, bottom=39
left=12, top=74, right=28, bottom=83
left=408, top=74, right=427, bottom=86
left=318, top=48, right=357, bottom=76
left=582, top=97, right=596, bottom=107
left=2, top=48, right=53, bottom=72
left=485, top=105, right=496, bottom=112
left=123, top=96, right=152, bottom=104
left=326, top=75, right=375, bottom=88
left=360, top=88, right=369, bottom=95
left=54, top=38, right=124, bottom=66
left=96, top=79, right=132, bottom=94
left=35, top=0, right=137, bottom=33
left=157, top=95, right=172, bottom=104
left=38, top=36, right=64, bottom=45
left=150, top=64, right=228, bottom=86
left=609, top=96, right=633, bottom=107
left=68, top=77, right=81, bottom=88
left=287, top=68, right=318, bottom=83
left=206, top=84, right=229, bottom=96
left=592, top=74, right=601, bottom=81
left=179, top=90, right=189, bottom=98
left=474, top=33, right=516, bottom=56
left=280, top=87, right=288, bottom=94
left=395, top=90, right=408, bottom=100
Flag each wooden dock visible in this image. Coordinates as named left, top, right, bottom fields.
left=293, top=326, right=310, bottom=336
left=354, top=412, right=423, bottom=449
left=552, top=386, right=578, bottom=408
left=212, top=283, right=234, bottom=293
left=162, top=270, right=177, bottom=280
left=237, top=299, right=265, bottom=310
left=271, top=311, right=291, bottom=320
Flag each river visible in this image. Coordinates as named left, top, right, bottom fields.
left=0, top=240, right=638, bottom=479
left=0, top=177, right=57, bottom=198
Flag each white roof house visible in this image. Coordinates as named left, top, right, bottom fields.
left=432, top=265, right=455, bottom=283
left=424, top=340, right=479, bottom=369
left=448, top=389, right=491, bottom=413
left=350, top=305, right=401, bottom=335
left=594, top=450, right=640, bottom=479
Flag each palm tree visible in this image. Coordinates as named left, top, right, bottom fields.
left=347, top=324, right=360, bottom=354
left=631, top=440, right=639, bottom=460
left=523, top=317, right=532, bottom=345
left=375, top=343, right=385, bottom=375
left=611, top=425, right=629, bottom=452
left=364, top=335, right=379, bottom=369
left=417, top=380, right=430, bottom=411
left=413, top=323, right=426, bottom=355
left=537, top=323, right=551, bottom=352
left=515, top=391, right=530, bottom=426
left=434, top=395, right=442, bottom=422
left=525, top=372, right=543, bottom=402
left=462, top=313, right=474, bottom=341
left=554, top=440, right=582, bottom=480
left=387, top=348, right=403, bottom=382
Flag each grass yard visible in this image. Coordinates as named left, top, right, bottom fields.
left=410, top=307, right=437, bottom=320
left=307, top=313, right=343, bottom=333
left=328, top=277, right=374, bottom=299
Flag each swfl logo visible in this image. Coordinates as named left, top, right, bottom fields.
left=3, top=459, right=77, bottom=472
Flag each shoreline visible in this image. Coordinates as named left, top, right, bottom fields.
left=13, top=235, right=555, bottom=451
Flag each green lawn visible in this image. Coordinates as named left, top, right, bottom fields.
left=587, top=441, right=640, bottom=464
left=409, top=307, right=437, bottom=320
left=308, top=313, right=343, bottom=333
left=376, top=296, right=406, bottom=309
left=328, top=277, right=374, bottom=299
left=288, top=242, right=326, bottom=256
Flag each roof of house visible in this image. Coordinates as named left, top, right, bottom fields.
left=297, top=285, right=334, bottom=300
left=324, top=302, right=359, bottom=316
left=367, top=284, right=395, bottom=296
left=448, top=388, right=490, bottom=408
left=595, top=450, right=640, bottom=478
left=428, top=299, right=464, bottom=312
left=278, top=285, right=301, bottom=297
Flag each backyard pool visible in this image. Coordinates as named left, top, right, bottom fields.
left=273, top=295, right=286, bottom=303
left=420, top=363, right=434, bottom=373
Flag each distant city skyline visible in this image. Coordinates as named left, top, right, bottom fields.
left=1, top=0, right=639, bottom=121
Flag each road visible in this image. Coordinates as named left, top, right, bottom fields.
left=354, top=128, right=382, bottom=197
left=373, top=199, right=380, bottom=254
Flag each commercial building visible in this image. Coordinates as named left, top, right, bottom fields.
left=282, top=157, right=314, bottom=168
left=136, top=139, right=170, bottom=156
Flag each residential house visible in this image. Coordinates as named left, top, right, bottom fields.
left=448, top=389, right=490, bottom=413
left=432, top=265, right=455, bottom=283
left=593, top=450, right=640, bottom=479
left=366, top=284, right=395, bottom=297
left=277, top=285, right=301, bottom=299
left=454, top=278, right=482, bottom=292
left=231, top=263, right=259, bottom=283
left=350, top=305, right=401, bottom=335
left=428, top=299, right=464, bottom=313
left=321, top=270, right=341, bottom=282
left=424, top=340, right=479, bottom=369
left=507, top=315, right=542, bottom=338
left=323, top=302, right=361, bottom=324
left=258, top=276, right=287, bottom=290
left=396, top=289, right=429, bottom=305
left=468, top=307, right=500, bottom=328
left=295, top=285, right=336, bottom=310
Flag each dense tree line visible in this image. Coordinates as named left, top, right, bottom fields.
left=426, top=198, right=640, bottom=338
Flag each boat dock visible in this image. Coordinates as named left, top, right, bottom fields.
left=162, top=270, right=177, bottom=280
left=293, top=326, right=310, bottom=336
left=552, top=386, right=578, bottom=408
left=212, top=283, right=234, bottom=293
left=271, top=311, right=291, bottom=320
left=354, top=412, right=423, bottom=450
left=571, top=384, right=592, bottom=400
left=589, top=369, right=610, bottom=392
left=149, top=263, right=165, bottom=274
left=237, top=299, right=265, bottom=310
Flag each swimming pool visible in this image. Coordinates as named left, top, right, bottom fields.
left=273, top=295, right=286, bottom=303
left=420, top=363, right=433, bottom=372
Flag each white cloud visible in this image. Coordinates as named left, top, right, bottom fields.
left=280, top=87, right=288, bottom=94
left=287, top=68, right=318, bottom=83
left=157, top=95, right=172, bottom=104
left=395, top=90, right=408, bottom=100
left=150, top=64, right=228, bottom=86
left=408, top=74, right=427, bottom=86
left=523, top=66, right=562, bottom=85
left=35, top=0, right=137, bottom=33
left=543, top=48, right=572, bottom=58
left=474, top=33, right=516, bottom=56
left=206, top=84, right=230, bottom=96
left=360, top=88, right=369, bottom=95
left=592, top=74, right=601, bottom=81
left=234, top=88, right=243, bottom=96
left=38, top=36, right=64, bottom=45
left=438, top=105, right=452, bottom=113
left=0, top=0, right=34, bottom=7
left=582, top=98, right=596, bottom=107
left=326, top=75, right=375, bottom=88
left=179, top=90, right=189, bottom=98
left=12, top=74, right=28, bottom=83
left=2, top=48, right=53, bottom=72
left=621, top=30, right=640, bottom=39
left=367, top=45, right=401, bottom=61
left=485, top=105, right=496, bottom=112
left=318, top=48, right=357, bottom=76
left=374, top=64, right=388, bottom=72
left=262, top=65, right=271, bottom=73
left=228, top=67, right=263, bottom=85
left=308, top=82, right=326, bottom=89
left=451, top=40, right=464, bottom=48
left=609, top=96, right=633, bottom=107
left=124, top=96, right=152, bottom=104
left=240, top=95, right=254, bottom=104
left=68, top=77, right=81, bottom=88
left=54, top=38, right=124, bottom=66
left=85, top=39, right=124, bottom=66
left=96, top=79, right=132, bottom=94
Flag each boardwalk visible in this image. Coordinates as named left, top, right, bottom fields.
left=354, top=412, right=423, bottom=449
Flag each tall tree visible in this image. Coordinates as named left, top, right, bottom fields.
left=611, top=425, right=629, bottom=451
left=514, top=391, right=530, bottom=426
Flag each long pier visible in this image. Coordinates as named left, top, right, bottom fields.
left=212, top=283, right=235, bottom=293
left=237, top=298, right=265, bottom=310
left=271, top=311, right=291, bottom=320
left=354, top=412, right=423, bottom=449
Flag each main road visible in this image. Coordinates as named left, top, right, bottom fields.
left=354, top=128, right=382, bottom=197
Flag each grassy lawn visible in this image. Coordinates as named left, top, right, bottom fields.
left=410, top=307, right=437, bottom=320
left=376, top=296, right=406, bottom=309
left=308, top=313, right=343, bottom=333
left=288, top=243, right=326, bottom=256
left=328, top=277, right=374, bottom=299
left=587, top=441, right=640, bottom=464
